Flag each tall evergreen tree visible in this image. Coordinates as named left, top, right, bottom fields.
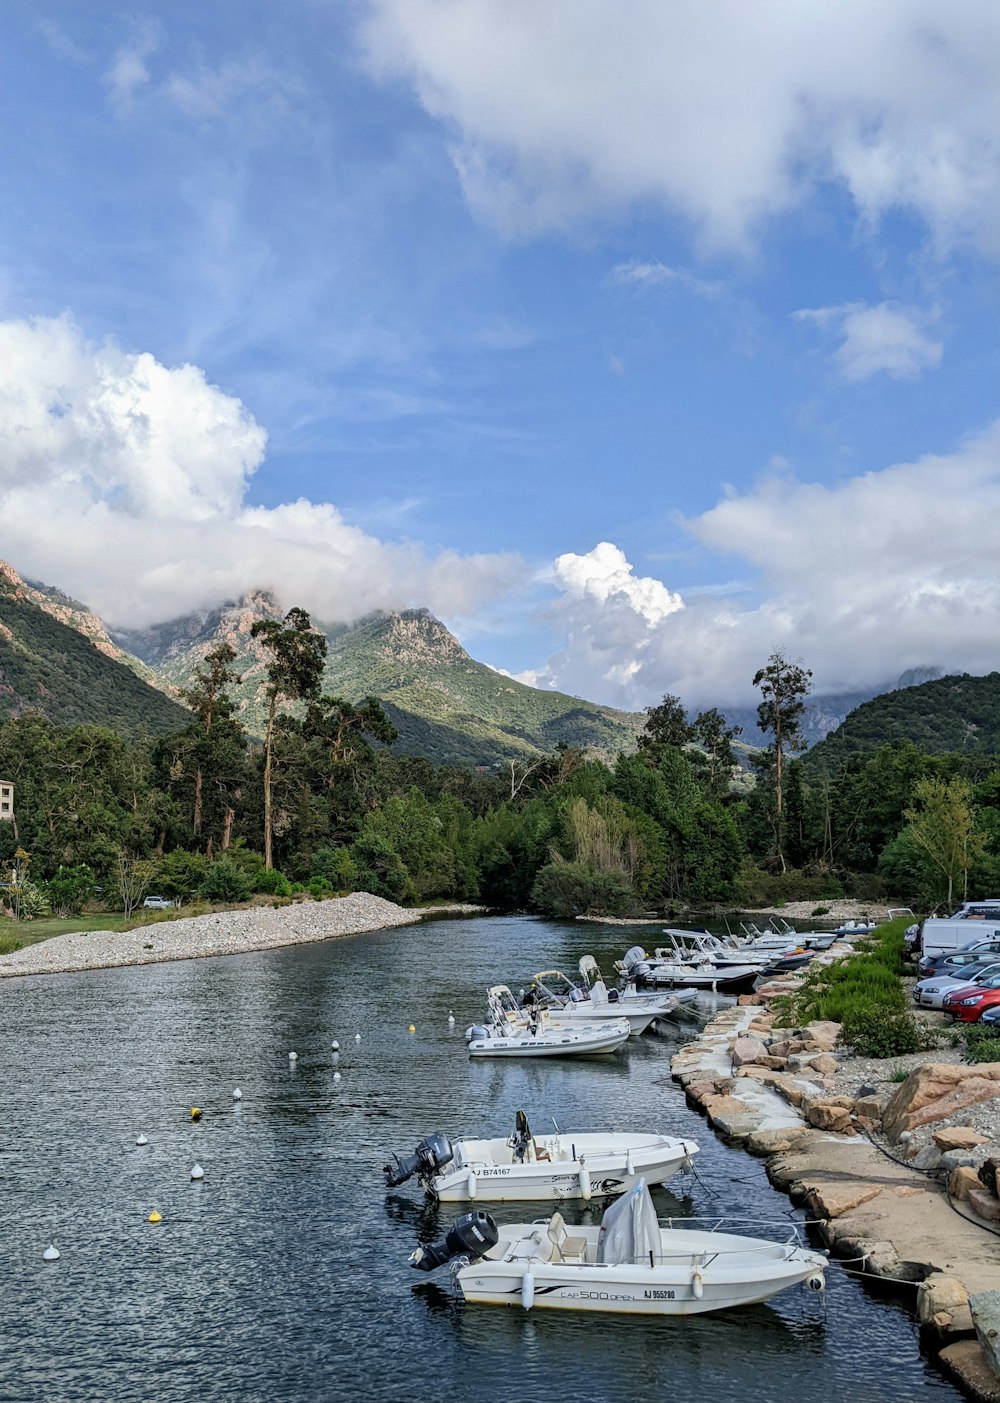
left=251, top=608, right=328, bottom=868
left=752, top=650, right=812, bottom=871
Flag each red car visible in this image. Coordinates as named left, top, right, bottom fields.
left=942, top=972, right=1000, bottom=1020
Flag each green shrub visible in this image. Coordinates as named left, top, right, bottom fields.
left=840, top=1007, right=923, bottom=1058
left=198, top=858, right=253, bottom=904
left=307, top=875, right=330, bottom=899
left=811, top=905, right=831, bottom=917
left=888, top=1067, right=911, bottom=1083
left=965, top=1026, right=1000, bottom=1064
left=530, top=862, right=634, bottom=919
left=0, top=932, right=22, bottom=954
left=311, top=847, right=357, bottom=893
left=252, top=867, right=293, bottom=897
left=44, top=864, right=96, bottom=916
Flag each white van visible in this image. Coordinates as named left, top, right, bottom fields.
left=919, top=901, right=1000, bottom=958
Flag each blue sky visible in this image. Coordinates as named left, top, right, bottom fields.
left=2, top=2, right=1000, bottom=708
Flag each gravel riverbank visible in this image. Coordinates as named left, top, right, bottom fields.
left=0, top=896, right=485, bottom=979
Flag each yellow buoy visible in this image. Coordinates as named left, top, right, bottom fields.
left=408, top=1024, right=416, bottom=1033
left=190, top=1107, right=202, bottom=1121
left=147, top=1209, right=162, bottom=1224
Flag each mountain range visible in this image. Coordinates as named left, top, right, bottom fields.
left=0, top=556, right=979, bottom=770
left=112, top=594, right=646, bottom=767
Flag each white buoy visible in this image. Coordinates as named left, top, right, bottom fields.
left=625, top=1151, right=634, bottom=1177
left=466, top=1170, right=477, bottom=1199
left=136, top=1134, right=148, bottom=1146
left=521, top=1267, right=535, bottom=1310
left=579, top=1162, right=592, bottom=1201
left=288, top=1051, right=298, bottom=1062
left=331, top=1040, right=339, bottom=1052
left=692, top=1269, right=704, bottom=1299
left=232, top=1089, right=242, bottom=1101
left=333, top=1071, right=342, bottom=1083
left=355, top=1033, right=361, bottom=1044
left=191, top=1163, right=204, bottom=1181
left=42, top=1244, right=60, bottom=1263
left=448, top=1011, right=455, bottom=1026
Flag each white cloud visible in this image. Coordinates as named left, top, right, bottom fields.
left=360, top=1, right=1000, bottom=255
left=104, top=19, right=161, bottom=113
left=0, top=315, right=523, bottom=629
left=795, top=301, right=942, bottom=381
left=611, top=261, right=722, bottom=298
left=531, top=427, right=1000, bottom=709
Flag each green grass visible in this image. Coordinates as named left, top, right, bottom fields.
left=3, top=912, right=129, bottom=947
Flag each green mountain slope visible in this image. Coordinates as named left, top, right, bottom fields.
left=115, top=597, right=645, bottom=766
left=0, top=562, right=191, bottom=735
left=804, top=671, right=1000, bottom=773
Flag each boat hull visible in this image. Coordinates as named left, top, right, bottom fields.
left=467, top=1025, right=630, bottom=1057
left=456, top=1222, right=826, bottom=1315
left=433, top=1134, right=698, bottom=1203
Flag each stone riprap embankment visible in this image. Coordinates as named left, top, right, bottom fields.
left=672, top=966, right=1000, bottom=1401
left=0, top=896, right=483, bottom=979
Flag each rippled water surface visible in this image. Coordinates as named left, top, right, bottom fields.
left=0, top=914, right=961, bottom=1403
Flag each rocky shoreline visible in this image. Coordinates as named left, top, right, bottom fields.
left=0, top=896, right=486, bottom=979
left=672, top=965, right=1000, bottom=1402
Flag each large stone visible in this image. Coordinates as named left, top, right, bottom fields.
left=805, top=1100, right=854, bottom=1133
left=980, top=1158, right=1000, bottom=1197
left=950, top=1166, right=983, bottom=1201
left=918, top=1274, right=975, bottom=1338
left=745, top=1125, right=812, bottom=1155
left=731, top=1036, right=768, bottom=1067
left=808, top=1053, right=839, bottom=1075
left=853, top=1094, right=886, bottom=1121
left=971, top=1293, right=1000, bottom=1384
left=934, top=1126, right=990, bottom=1151
left=736, top=993, right=763, bottom=1005
left=883, top=1063, right=1000, bottom=1141
left=805, top=1181, right=882, bottom=1218
left=940, top=1340, right=1000, bottom=1402
left=804, top=1020, right=843, bottom=1050
left=968, top=1189, right=1000, bottom=1223
left=911, top=1143, right=944, bottom=1171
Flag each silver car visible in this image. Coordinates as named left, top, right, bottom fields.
left=914, top=960, right=1000, bottom=1008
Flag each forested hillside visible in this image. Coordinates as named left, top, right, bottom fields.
left=0, top=567, right=191, bottom=736
left=805, top=673, right=1000, bottom=773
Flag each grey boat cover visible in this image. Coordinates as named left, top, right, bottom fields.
left=597, top=1178, right=660, bottom=1266
left=621, top=946, right=648, bottom=970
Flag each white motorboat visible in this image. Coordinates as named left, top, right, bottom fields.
left=523, top=970, right=660, bottom=1036
left=467, top=986, right=630, bottom=1057
left=660, top=929, right=814, bottom=975
left=618, top=946, right=760, bottom=994
left=577, top=955, right=697, bottom=1015
left=410, top=1179, right=828, bottom=1315
left=384, top=1111, right=699, bottom=1202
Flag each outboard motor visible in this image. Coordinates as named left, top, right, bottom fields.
left=510, top=1109, right=531, bottom=1162
left=410, top=1210, right=499, bottom=1272
left=384, top=1132, right=455, bottom=1188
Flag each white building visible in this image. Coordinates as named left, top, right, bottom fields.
left=0, top=781, right=12, bottom=821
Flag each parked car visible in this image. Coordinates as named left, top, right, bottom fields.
left=914, top=960, right=1000, bottom=1008
left=142, top=895, right=174, bottom=910
left=942, top=972, right=1000, bottom=1021
left=978, top=1006, right=1000, bottom=1028
left=918, top=940, right=1000, bottom=975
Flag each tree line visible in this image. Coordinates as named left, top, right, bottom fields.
left=0, top=620, right=995, bottom=919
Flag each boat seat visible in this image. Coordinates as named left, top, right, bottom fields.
left=547, top=1212, right=587, bottom=1263
left=532, top=1138, right=551, bottom=1163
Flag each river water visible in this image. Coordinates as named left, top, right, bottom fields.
left=0, top=914, right=961, bottom=1403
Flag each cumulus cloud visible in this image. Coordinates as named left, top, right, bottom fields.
left=532, top=428, right=1000, bottom=709
left=360, top=0, right=1000, bottom=255
left=795, top=302, right=942, bottom=381
left=0, top=315, right=523, bottom=629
